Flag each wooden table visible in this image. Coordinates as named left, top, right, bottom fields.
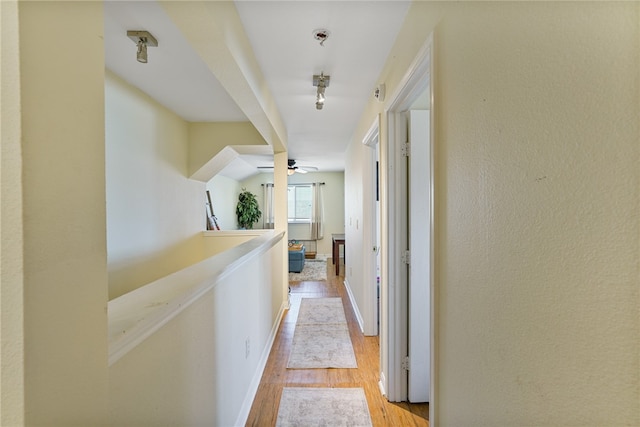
left=332, top=234, right=345, bottom=276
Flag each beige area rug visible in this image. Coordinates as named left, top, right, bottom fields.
left=287, top=298, right=357, bottom=369
left=296, top=297, right=347, bottom=325
left=276, top=387, right=373, bottom=427
left=288, top=259, right=327, bottom=282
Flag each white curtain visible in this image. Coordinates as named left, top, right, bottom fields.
left=310, top=183, right=324, bottom=240
left=262, top=183, right=275, bottom=229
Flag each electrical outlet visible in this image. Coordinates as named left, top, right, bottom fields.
left=245, top=338, right=250, bottom=358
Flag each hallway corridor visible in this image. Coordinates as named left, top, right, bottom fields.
left=245, top=258, right=429, bottom=426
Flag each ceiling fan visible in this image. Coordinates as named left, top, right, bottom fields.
left=287, top=159, right=319, bottom=175
left=258, top=159, right=318, bottom=175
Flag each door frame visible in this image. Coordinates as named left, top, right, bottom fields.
left=362, top=117, right=381, bottom=337
left=383, top=33, right=435, bottom=420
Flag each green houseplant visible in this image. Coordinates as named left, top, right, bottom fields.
left=236, top=188, right=262, bottom=229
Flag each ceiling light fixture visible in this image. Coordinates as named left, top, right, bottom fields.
left=313, top=72, right=330, bottom=110
left=127, top=30, right=158, bottom=64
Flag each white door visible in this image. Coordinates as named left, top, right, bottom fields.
left=363, top=120, right=380, bottom=337
left=407, top=109, right=430, bottom=402
left=372, top=144, right=381, bottom=334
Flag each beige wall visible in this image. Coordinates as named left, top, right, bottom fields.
left=105, top=72, right=206, bottom=300
left=1, top=2, right=109, bottom=424
left=1, top=1, right=25, bottom=424
left=188, top=122, right=268, bottom=181
left=348, top=1, right=639, bottom=425
left=202, top=231, right=266, bottom=257
left=161, top=1, right=287, bottom=154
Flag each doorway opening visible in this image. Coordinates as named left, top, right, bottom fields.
left=381, top=33, right=435, bottom=421
left=362, top=118, right=381, bottom=337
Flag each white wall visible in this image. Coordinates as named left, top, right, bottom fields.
left=348, top=2, right=639, bottom=425
left=206, top=174, right=243, bottom=231
left=105, top=72, right=206, bottom=300
left=344, top=140, right=366, bottom=317
left=242, top=171, right=345, bottom=256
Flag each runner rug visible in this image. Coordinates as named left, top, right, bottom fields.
left=288, top=259, right=327, bottom=282
left=287, top=297, right=357, bottom=368
left=276, top=387, right=373, bottom=427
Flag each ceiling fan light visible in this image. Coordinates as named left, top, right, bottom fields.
left=287, top=168, right=295, bottom=175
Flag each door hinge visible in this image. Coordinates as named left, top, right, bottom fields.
left=401, top=250, right=411, bottom=265
left=402, top=356, right=410, bottom=371
left=402, top=142, right=411, bottom=157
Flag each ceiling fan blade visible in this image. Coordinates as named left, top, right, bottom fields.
left=256, top=161, right=316, bottom=174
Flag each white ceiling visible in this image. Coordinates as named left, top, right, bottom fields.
left=104, top=1, right=410, bottom=181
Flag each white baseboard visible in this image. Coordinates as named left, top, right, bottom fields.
left=235, top=300, right=287, bottom=426
left=343, top=278, right=365, bottom=334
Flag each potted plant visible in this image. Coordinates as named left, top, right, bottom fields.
left=236, top=188, right=262, bottom=229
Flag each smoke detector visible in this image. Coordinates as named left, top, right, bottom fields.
left=312, top=29, right=330, bottom=46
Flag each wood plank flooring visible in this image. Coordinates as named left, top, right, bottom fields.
left=245, top=258, right=429, bottom=426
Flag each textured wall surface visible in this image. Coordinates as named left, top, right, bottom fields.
left=432, top=3, right=639, bottom=425
left=1, top=1, right=25, bottom=424
left=351, top=1, right=639, bottom=425
left=15, top=2, right=110, bottom=424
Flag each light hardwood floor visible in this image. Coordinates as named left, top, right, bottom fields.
left=245, top=258, right=429, bottom=426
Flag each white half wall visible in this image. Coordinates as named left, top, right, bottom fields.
left=109, top=232, right=286, bottom=426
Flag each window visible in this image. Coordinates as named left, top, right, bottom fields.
left=288, top=184, right=312, bottom=222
